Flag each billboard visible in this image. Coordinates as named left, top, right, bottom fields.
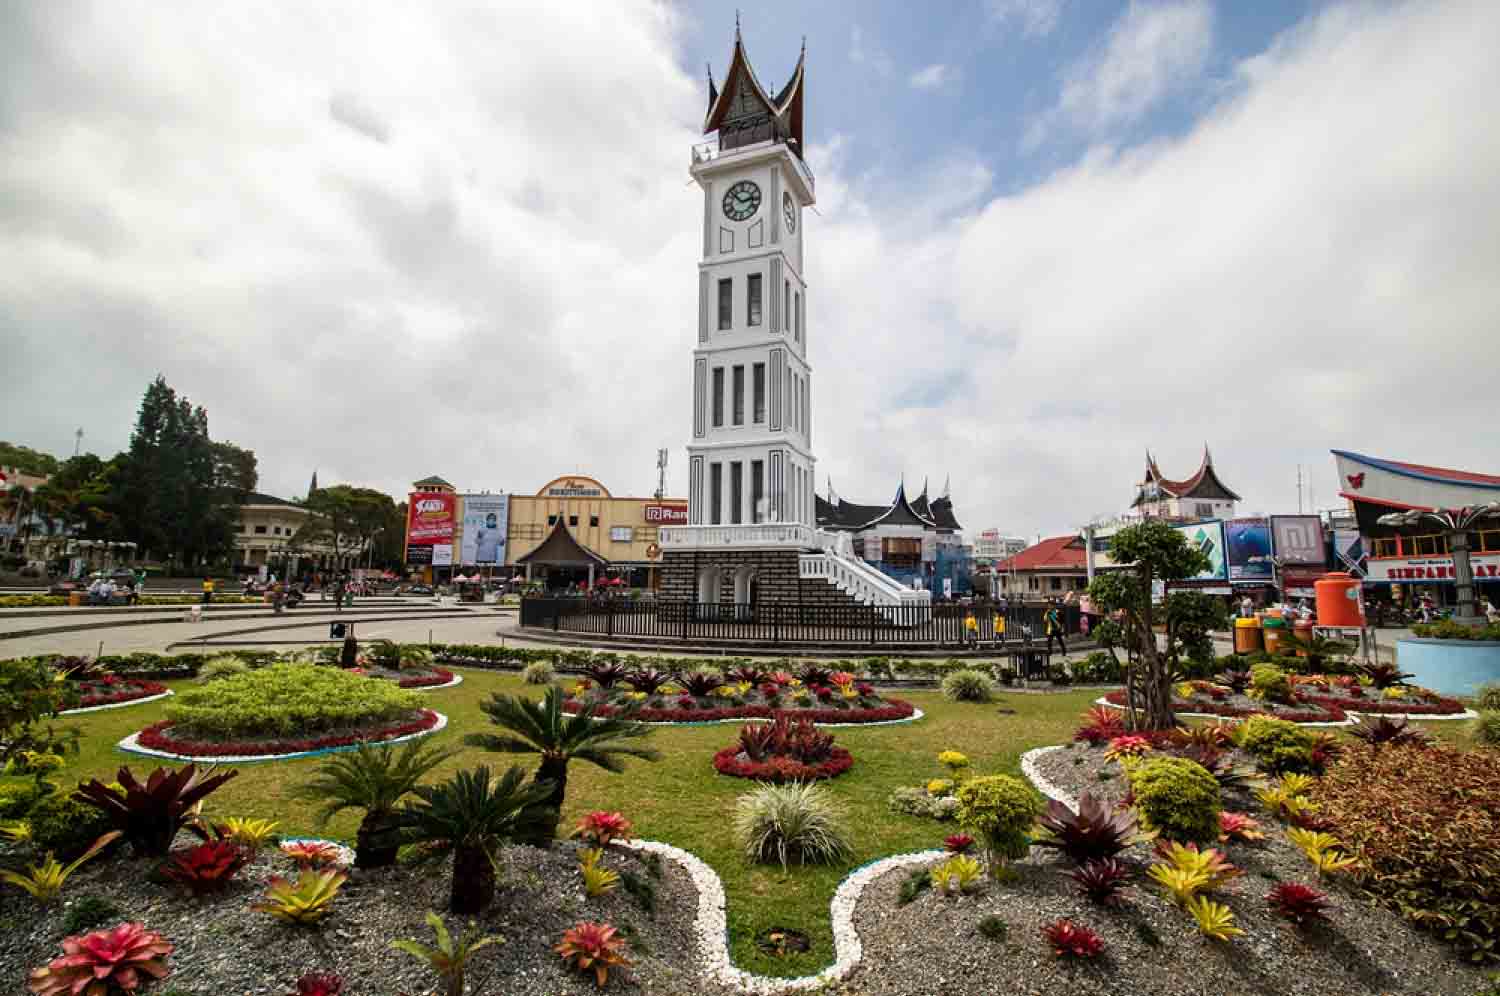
left=1172, top=520, right=1228, bottom=581
left=406, top=492, right=456, bottom=545
left=460, top=495, right=510, bottom=566
left=1225, top=518, right=1274, bottom=582
left=1271, top=514, right=1326, bottom=567
left=644, top=503, right=688, bottom=525
left=1333, top=529, right=1364, bottom=572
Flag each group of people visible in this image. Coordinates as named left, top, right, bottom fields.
left=85, top=573, right=140, bottom=605
left=960, top=599, right=1069, bottom=655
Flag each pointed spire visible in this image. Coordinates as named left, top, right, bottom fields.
left=941, top=474, right=951, bottom=500
left=308, top=470, right=319, bottom=500
left=707, top=62, right=717, bottom=112
left=1202, top=442, right=1214, bottom=466
left=919, top=476, right=929, bottom=501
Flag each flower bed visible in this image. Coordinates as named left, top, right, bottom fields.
left=132, top=708, right=442, bottom=758
left=712, top=745, right=854, bottom=782
left=71, top=677, right=167, bottom=709
left=351, top=665, right=459, bottom=689
left=711, top=716, right=856, bottom=782
left=570, top=699, right=916, bottom=725
left=1298, top=691, right=1465, bottom=716
left=1100, top=689, right=1345, bottom=724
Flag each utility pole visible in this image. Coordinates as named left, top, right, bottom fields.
left=73, top=428, right=84, bottom=458
left=1296, top=464, right=1303, bottom=514
left=655, top=448, right=668, bottom=500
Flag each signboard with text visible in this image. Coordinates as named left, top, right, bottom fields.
left=1271, top=514, right=1326, bottom=567
left=1367, top=553, right=1500, bottom=583
left=406, top=493, right=457, bottom=545
left=644, top=503, right=688, bottom=525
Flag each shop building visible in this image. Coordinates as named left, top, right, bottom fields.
left=815, top=480, right=973, bottom=596
left=994, top=535, right=1089, bottom=599
left=1332, top=450, right=1500, bottom=607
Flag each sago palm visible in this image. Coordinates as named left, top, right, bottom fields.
left=392, top=765, right=555, bottom=915
left=464, top=686, right=660, bottom=844
left=292, top=739, right=457, bottom=868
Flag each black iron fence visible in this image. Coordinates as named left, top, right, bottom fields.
left=519, top=597, right=1083, bottom=648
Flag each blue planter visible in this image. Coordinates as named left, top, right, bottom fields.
left=1395, top=638, right=1500, bottom=698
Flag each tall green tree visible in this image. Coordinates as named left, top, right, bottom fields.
left=295, top=485, right=398, bottom=567
left=1086, top=520, right=1213, bottom=731
left=0, top=442, right=61, bottom=477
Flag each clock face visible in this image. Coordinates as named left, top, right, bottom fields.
left=783, top=192, right=796, bottom=233
left=722, top=180, right=761, bottom=222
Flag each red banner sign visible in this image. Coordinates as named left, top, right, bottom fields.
left=644, top=503, right=688, bottom=525
left=406, top=493, right=456, bottom=545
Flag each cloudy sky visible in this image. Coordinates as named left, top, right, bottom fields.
left=2, top=0, right=1496, bottom=539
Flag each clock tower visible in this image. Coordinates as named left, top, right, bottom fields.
left=683, top=28, right=815, bottom=530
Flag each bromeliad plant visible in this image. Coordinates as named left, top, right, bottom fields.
left=1267, top=882, right=1332, bottom=925
left=1103, top=735, right=1153, bottom=763
left=255, top=868, right=348, bottom=925
left=573, top=811, right=632, bottom=847
left=163, top=839, right=251, bottom=895
left=465, top=686, right=660, bottom=844
left=1073, top=706, right=1126, bottom=745
left=555, top=921, right=632, bottom=989
left=1218, top=811, right=1267, bottom=844
left=280, top=841, right=347, bottom=869
left=74, top=763, right=239, bottom=857
left=1346, top=715, right=1432, bottom=748
left=293, top=738, right=458, bottom=868
left=26, top=922, right=173, bottom=996
left=1033, top=792, right=1139, bottom=864
left=1040, top=919, right=1105, bottom=959
left=1, top=831, right=120, bottom=904
left=1186, top=895, right=1244, bottom=941
left=1286, top=828, right=1358, bottom=876
left=1069, top=858, right=1131, bottom=906
left=579, top=848, right=620, bottom=897
left=218, top=816, right=279, bottom=851
left=391, top=910, right=503, bottom=996
left=290, top=972, right=344, bottom=996
left=929, top=854, right=985, bottom=896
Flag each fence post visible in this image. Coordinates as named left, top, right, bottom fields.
left=773, top=601, right=780, bottom=644
left=606, top=600, right=613, bottom=638
left=681, top=601, right=690, bottom=640
left=552, top=599, right=560, bottom=632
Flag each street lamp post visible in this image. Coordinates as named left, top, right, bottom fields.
left=1377, top=503, right=1500, bottom=626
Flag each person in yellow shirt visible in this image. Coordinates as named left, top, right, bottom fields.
left=201, top=576, right=215, bottom=604
left=963, top=610, right=978, bottom=646
left=993, top=610, right=1006, bottom=644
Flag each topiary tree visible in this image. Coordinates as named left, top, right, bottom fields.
left=953, top=774, right=1040, bottom=874
left=1086, top=521, right=1213, bottom=730
left=1125, top=756, right=1221, bottom=843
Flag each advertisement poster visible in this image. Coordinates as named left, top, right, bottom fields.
left=460, top=495, right=510, bottom=565
left=1333, top=529, right=1364, bottom=571
left=1271, top=515, right=1326, bottom=566
left=405, top=545, right=432, bottom=566
left=1171, top=520, right=1228, bottom=581
left=406, top=492, right=457, bottom=545
left=432, top=545, right=454, bottom=567
left=1225, top=518, right=1274, bottom=582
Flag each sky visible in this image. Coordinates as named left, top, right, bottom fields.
left=2, top=0, right=1497, bottom=540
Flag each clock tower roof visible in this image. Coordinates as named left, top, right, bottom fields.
left=703, top=27, right=806, bottom=159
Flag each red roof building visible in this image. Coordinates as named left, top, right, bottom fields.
left=992, top=534, right=1088, bottom=599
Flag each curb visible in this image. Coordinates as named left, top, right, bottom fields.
left=116, top=711, right=448, bottom=764
left=61, top=689, right=174, bottom=715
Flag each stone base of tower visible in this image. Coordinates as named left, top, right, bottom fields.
left=658, top=548, right=868, bottom=609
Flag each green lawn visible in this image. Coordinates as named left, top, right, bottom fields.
left=36, top=670, right=1488, bottom=978
left=41, top=668, right=1099, bottom=977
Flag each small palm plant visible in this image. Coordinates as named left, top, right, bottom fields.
left=292, top=739, right=457, bottom=868
left=391, top=910, right=502, bottom=996
left=464, top=686, right=660, bottom=844
left=392, top=765, right=555, bottom=914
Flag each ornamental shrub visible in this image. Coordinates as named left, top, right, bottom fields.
left=1476, top=683, right=1500, bottom=714
left=1314, top=742, right=1500, bottom=962
left=1248, top=664, right=1291, bottom=703
left=166, top=664, right=422, bottom=739
left=734, top=782, right=852, bottom=869
left=941, top=669, right=996, bottom=703
left=522, top=662, right=555, bottom=686
left=954, top=775, right=1039, bottom=863
left=1474, top=711, right=1500, bottom=747
left=28, top=787, right=118, bottom=861
left=0, top=780, right=39, bottom=819
left=1126, top=757, right=1221, bottom=844
left=1236, top=715, right=1316, bottom=773
left=195, top=657, right=250, bottom=684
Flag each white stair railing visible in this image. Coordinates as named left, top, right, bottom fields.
left=799, top=552, right=930, bottom=616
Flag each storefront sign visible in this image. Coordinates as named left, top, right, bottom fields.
left=1171, top=520, right=1228, bottom=581
left=406, top=545, right=433, bottom=566
left=644, top=503, right=688, bottom=525
left=1367, top=553, right=1500, bottom=583
left=460, top=494, right=509, bottom=565
left=406, top=493, right=457, bottom=545
left=547, top=484, right=602, bottom=497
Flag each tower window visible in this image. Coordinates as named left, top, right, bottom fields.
left=730, top=462, right=743, bottom=524
left=784, top=280, right=790, bottom=334
left=747, top=273, right=762, bottom=326
left=712, top=367, right=724, bottom=427
left=710, top=463, right=723, bottom=525
left=718, top=278, right=732, bottom=330
left=794, top=292, right=802, bottom=341
left=752, top=363, right=766, bottom=423
left=732, top=365, right=745, bottom=425
left=752, top=460, right=764, bottom=523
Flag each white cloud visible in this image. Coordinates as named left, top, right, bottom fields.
left=909, top=63, right=958, bottom=91
left=988, top=0, right=1065, bottom=38
left=1027, top=0, right=1213, bottom=147
left=807, top=0, right=1500, bottom=534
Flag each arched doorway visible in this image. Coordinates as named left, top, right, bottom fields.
left=697, top=565, right=722, bottom=619
left=733, top=565, right=758, bottom=620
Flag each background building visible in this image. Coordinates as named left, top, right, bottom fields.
left=816, top=480, right=972, bottom=596
left=974, top=529, right=1026, bottom=566
left=994, top=535, right=1088, bottom=599
left=234, top=492, right=366, bottom=576
left=1132, top=448, right=1240, bottom=521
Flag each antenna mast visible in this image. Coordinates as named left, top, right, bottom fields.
left=73, top=428, right=84, bottom=458
left=655, top=449, right=669, bottom=500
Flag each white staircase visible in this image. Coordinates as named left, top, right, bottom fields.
left=799, top=550, right=931, bottom=616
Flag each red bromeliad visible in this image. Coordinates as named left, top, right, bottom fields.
left=555, top=922, right=632, bottom=988
left=1041, top=919, right=1105, bottom=959
left=27, top=923, right=173, bottom=995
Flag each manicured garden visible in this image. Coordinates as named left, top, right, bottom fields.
left=0, top=643, right=1496, bottom=994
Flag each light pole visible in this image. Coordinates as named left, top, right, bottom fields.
left=366, top=528, right=383, bottom=574
left=1377, top=503, right=1500, bottom=626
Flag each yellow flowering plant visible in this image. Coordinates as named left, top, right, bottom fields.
left=937, top=750, right=970, bottom=772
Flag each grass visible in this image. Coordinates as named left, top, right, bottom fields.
left=33, top=668, right=1489, bottom=979
left=34, top=667, right=1096, bottom=978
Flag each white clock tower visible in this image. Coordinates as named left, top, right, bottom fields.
left=684, top=29, right=815, bottom=529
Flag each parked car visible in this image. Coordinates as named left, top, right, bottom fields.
left=402, top=584, right=434, bottom=596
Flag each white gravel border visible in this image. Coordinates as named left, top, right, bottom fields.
left=1091, top=695, right=1357, bottom=728
left=1090, top=694, right=1477, bottom=726
left=1020, top=745, right=1076, bottom=808
left=115, top=711, right=448, bottom=764
left=622, top=839, right=943, bottom=994
left=407, top=673, right=463, bottom=691
left=574, top=708, right=925, bottom=728
left=61, top=689, right=174, bottom=715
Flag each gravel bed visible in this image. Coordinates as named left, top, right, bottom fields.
left=0, top=835, right=737, bottom=996
left=827, top=742, right=1488, bottom=996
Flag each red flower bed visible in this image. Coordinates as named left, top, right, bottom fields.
left=1299, top=692, right=1464, bottom=716
left=135, top=709, right=440, bottom=758
left=563, top=699, right=917, bottom=725
left=72, top=680, right=168, bottom=709
left=395, top=668, right=455, bottom=689
left=712, top=745, right=855, bottom=782
left=1101, top=691, right=1345, bottom=724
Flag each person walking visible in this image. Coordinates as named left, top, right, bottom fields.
left=271, top=580, right=286, bottom=615
left=963, top=609, right=979, bottom=647
left=993, top=607, right=1006, bottom=645
left=331, top=574, right=345, bottom=613
left=1044, top=599, right=1067, bottom=657
left=201, top=576, right=215, bottom=605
